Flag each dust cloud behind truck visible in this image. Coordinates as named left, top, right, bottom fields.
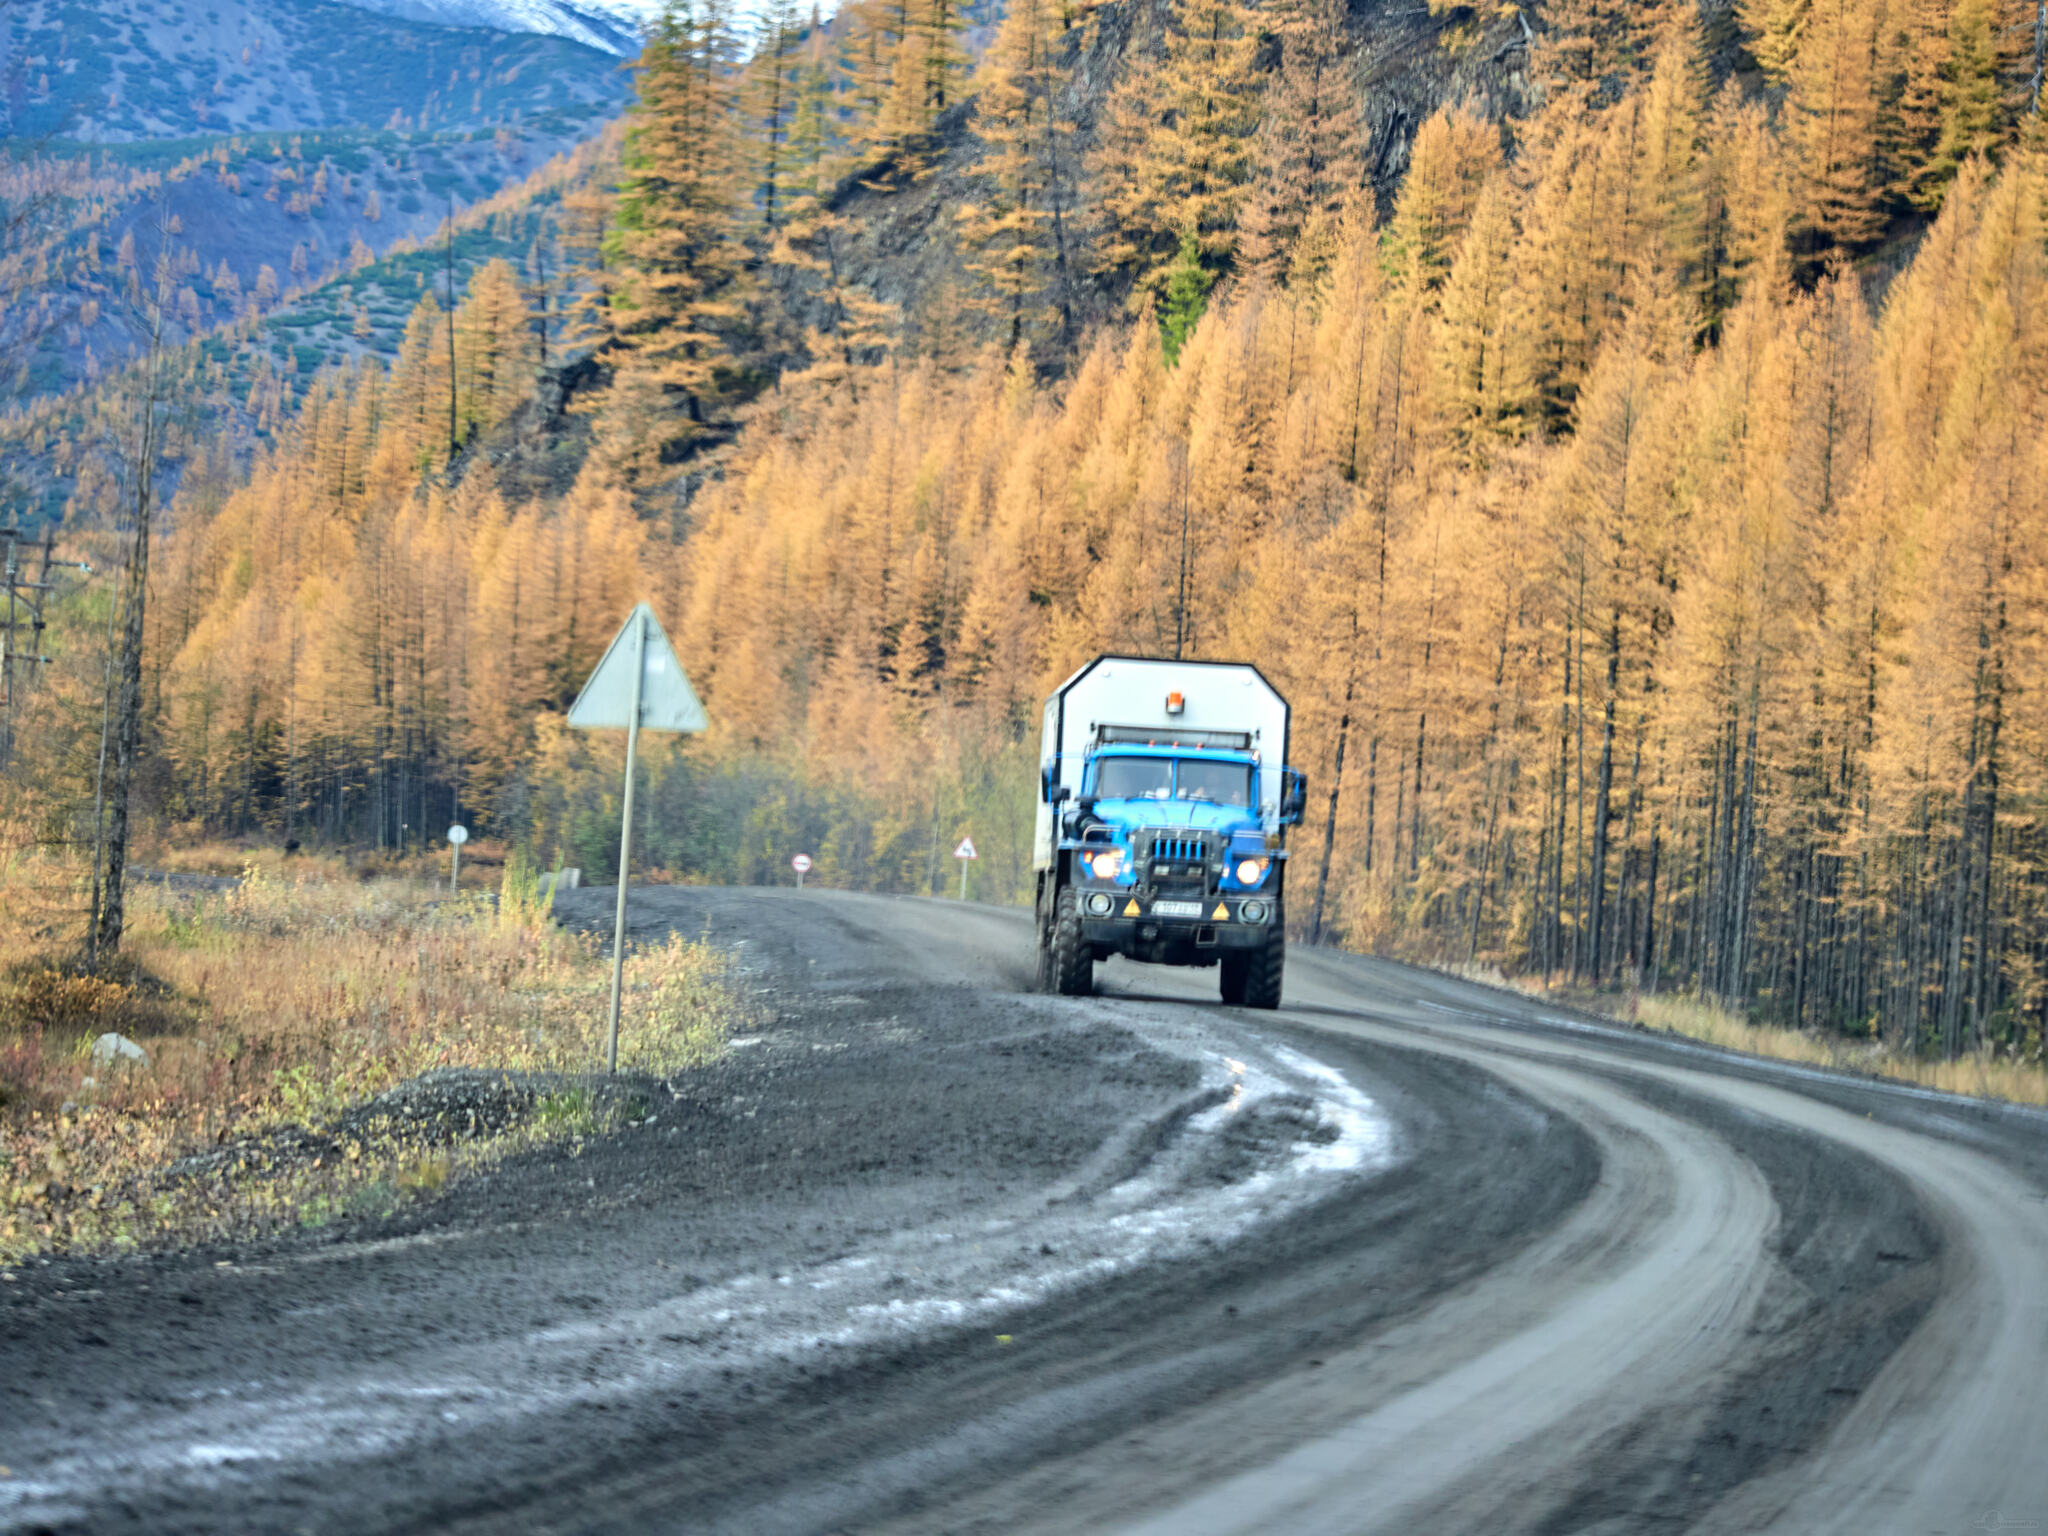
left=1034, top=656, right=1307, bottom=1007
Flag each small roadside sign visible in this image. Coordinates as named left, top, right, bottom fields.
left=954, top=837, right=977, bottom=901
left=792, top=853, right=813, bottom=889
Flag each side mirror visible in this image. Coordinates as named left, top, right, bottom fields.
left=1280, top=768, right=1309, bottom=826
left=1061, top=796, right=1096, bottom=841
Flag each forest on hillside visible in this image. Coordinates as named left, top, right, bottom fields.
left=5, top=0, right=2048, bottom=1062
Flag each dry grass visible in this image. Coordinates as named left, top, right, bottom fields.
left=142, top=838, right=355, bottom=882
left=0, top=852, right=749, bottom=1261
left=139, top=835, right=506, bottom=888
left=1617, top=992, right=2048, bottom=1108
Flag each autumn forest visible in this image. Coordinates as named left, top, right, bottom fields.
left=8, top=0, right=2048, bottom=1065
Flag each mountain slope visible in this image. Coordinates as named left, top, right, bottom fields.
left=0, top=0, right=630, bottom=142
left=0, top=132, right=608, bottom=530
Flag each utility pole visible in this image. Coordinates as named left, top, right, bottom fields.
left=444, top=194, right=459, bottom=461
left=1, top=525, right=89, bottom=769
left=2, top=525, right=24, bottom=766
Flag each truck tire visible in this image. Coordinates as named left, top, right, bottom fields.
left=1034, top=883, right=1055, bottom=992
left=1219, top=952, right=1249, bottom=1005
left=1047, top=884, right=1093, bottom=997
left=1222, top=925, right=1284, bottom=1009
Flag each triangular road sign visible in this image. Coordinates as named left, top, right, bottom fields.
left=954, top=837, right=978, bottom=860
left=568, top=603, right=708, bottom=733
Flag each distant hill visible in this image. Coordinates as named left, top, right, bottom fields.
left=2, top=122, right=610, bottom=404
left=0, top=0, right=630, bottom=142
left=0, top=132, right=606, bottom=530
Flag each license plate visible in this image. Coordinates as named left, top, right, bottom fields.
left=1150, top=900, right=1205, bottom=919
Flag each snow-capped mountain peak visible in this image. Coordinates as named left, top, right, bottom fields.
left=333, top=0, right=665, bottom=56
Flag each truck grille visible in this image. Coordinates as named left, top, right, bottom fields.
left=1146, top=832, right=1214, bottom=892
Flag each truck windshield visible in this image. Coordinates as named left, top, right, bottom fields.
left=1092, top=757, right=1254, bottom=807
left=1177, top=760, right=1254, bottom=806
left=1093, top=757, right=1175, bottom=800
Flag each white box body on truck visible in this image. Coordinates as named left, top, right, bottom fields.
left=1033, top=656, right=1306, bottom=1007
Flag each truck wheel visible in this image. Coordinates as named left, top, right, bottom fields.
left=1034, top=884, right=1055, bottom=992
left=1048, top=885, right=1093, bottom=997
left=1219, top=952, right=1250, bottom=1005
left=1224, top=926, right=1284, bottom=1010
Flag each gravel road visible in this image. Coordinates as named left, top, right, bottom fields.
left=3, top=886, right=2044, bottom=1534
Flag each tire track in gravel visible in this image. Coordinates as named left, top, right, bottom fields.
left=989, top=939, right=2037, bottom=1536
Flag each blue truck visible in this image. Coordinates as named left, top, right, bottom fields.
left=1034, top=656, right=1307, bottom=1008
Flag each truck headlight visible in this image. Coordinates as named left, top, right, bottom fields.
left=1240, top=899, right=1270, bottom=924
left=1086, top=892, right=1115, bottom=916
left=1085, top=849, right=1125, bottom=880
left=1235, top=857, right=1270, bottom=885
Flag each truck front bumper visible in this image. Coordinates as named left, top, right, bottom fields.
left=1078, top=900, right=1275, bottom=966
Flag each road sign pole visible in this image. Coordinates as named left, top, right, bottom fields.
left=959, top=859, right=968, bottom=902
left=450, top=838, right=459, bottom=894
left=567, top=602, right=706, bottom=1073
left=605, top=610, right=646, bottom=1075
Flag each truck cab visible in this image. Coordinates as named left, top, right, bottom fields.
left=1035, top=658, right=1306, bottom=1007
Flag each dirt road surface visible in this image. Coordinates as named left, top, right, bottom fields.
left=4, top=887, right=2045, bottom=1534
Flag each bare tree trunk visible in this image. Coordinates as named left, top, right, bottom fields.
left=1728, top=679, right=1763, bottom=1004
left=1311, top=651, right=1356, bottom=945
left=1551, top=635, right=1572, bottom=977
left=1589, top=601, right=1621, bottom=981
left=92, top=218, right=173, bottom=963
left=96, top=495, right=152, bottom=950
left=1410, top=521, right=1443, bottom=879
left=85, top=576, right=121, bottom=968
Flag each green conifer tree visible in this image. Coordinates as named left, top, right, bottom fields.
left=610, top=0, right=751, bottom=453
left=1159, top=229, right=1216, bottom=362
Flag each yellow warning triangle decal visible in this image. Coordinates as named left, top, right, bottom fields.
left=1213, top=902, right=1230, bottom=920
left=1124, top=899, right=1142, bottom=917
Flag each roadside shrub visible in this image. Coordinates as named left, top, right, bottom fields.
left=633, top=933, right=739, bottom=1072
left=0, top=956, right=187, bottom=1043
left=1, top=857, right=749, bottom=1261
left=498, top=847, right=548, bottom=933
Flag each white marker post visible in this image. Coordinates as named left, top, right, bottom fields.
left=567, top=604, right=708, bottom=1073
left=954, top=836, right=978, bottom=901
left=792, top=853, right=813, bottom=890
left=447, top=823, right=468, bottom=893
